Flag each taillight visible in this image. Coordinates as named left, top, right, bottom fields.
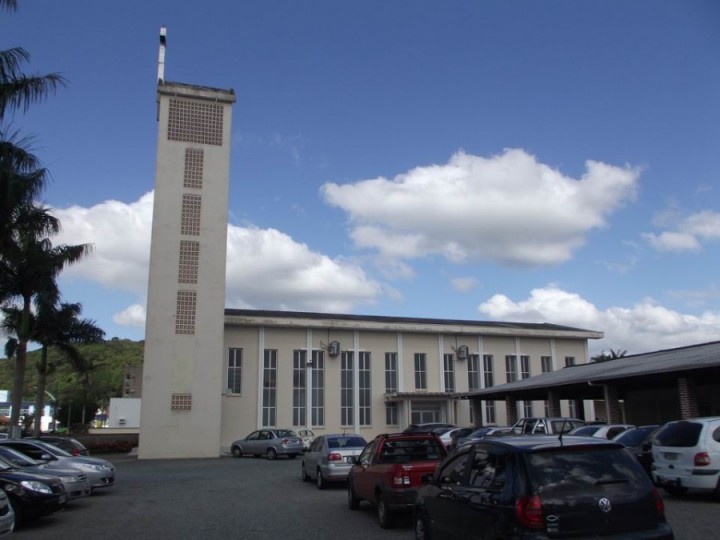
left=515, top=495, right=543, bottom=529
left=72, top=449, right=80, bottom=456
left=281, top=438, right=290, bottom=445
left=328, top=452, right=342, bottom=462
left=694, top=452, right=711, bottom=466
left=391, top=465, right=411, bottom=486
left=651, top=486, right=665, bottom=519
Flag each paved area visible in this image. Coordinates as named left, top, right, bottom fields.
left=13, top=453, right=717, bottom=539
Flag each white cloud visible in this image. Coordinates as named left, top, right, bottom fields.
left=644, top=210, right=720, bottom=253
left=478, top=285, right=720, bottom=355
left=113, top=304, right=146, bottom=327
left=53, top=192, right=384, bottom=318
left=451, top=277, right=479, bottom=292
left=321, top=149, right=639, bottom=266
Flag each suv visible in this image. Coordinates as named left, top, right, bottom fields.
left=652, top=417, right=720, bottom=496
left=347, top=432, right=447, bottom=528
left=509, top=417, right=585, bottom=435
left=414, top=436, right=674, bottom=539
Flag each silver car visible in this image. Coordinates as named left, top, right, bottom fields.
left=231, top=429, right=304, bottom=460
left=301, top=434, right=367, bottom=489
left=0, top=445, right=91, bottom=499
left=0, top=440, right=115, bottom=491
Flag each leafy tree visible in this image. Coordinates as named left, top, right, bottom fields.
left=592, top=348, right=628, bottom=363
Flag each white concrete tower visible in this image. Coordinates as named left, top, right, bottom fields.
left=139, top=28, right=236, bottom=458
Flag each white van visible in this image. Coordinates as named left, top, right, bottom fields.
left=652, top=417, right=720, bottom=496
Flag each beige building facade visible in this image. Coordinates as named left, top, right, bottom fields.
left=219, top=310, right=601, bottom=454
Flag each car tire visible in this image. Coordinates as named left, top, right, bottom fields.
left=316, top=468, right=326, bottom=490
left=231, top=446, right=242, bottom=458
left=663, top=485, right=688, bottom=497
left=301, top=462, right=310, bottom=482
left=414, top=511, right=432, bottom=540
left=347, top=482, right=360, bottom=510
left=266, top=447, right=278, bottom=460
left=7, top=495, right=23, bottom=527
left=377, top=494, right=393, bottom=529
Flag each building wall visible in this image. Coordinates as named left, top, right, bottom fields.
left=219, top=321, right=595, bottom=453
left=108, top=398, right=142, bottom=428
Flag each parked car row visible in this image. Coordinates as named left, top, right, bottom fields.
left=292, top=419, right=677, bottom=538
left=0, top=437, right=116, bottom=533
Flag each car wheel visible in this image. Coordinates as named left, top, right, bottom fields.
left=301, top=462, right=310, bottom=482
left=316, top=468, right=326, bottom=490
left=415, top=511, right=432, bottom=540
left=347, top=482, right=360, bottom=510
left=377, top=494, right=393, bottom=529
left=7, top=495, right=23, bottom=527
left=266, top=447, right=278, bottom=460
left=231, top=446, right=242, bottom=458
left=664, top=485, right=688, bottom=497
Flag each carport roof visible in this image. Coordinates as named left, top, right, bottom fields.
left=457, top=340, right=720, bottom=400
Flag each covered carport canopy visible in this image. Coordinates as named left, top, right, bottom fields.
left=456, top=341, right=720, bottom=423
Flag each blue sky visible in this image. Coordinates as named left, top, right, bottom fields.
left=3, top=1, right=720, bottom=355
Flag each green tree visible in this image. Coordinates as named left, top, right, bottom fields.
left=592, top=348, right=628, bottom=363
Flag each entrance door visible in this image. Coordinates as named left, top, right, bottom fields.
left=411, top=404, right=442, bottom=424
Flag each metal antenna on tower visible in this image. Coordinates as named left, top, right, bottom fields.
left=158, top=26, right=167, bottom=82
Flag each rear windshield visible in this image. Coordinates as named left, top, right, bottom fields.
left=570, top=426, right=600, bottom=436
left=527, top=447, right=647, bottom=491
left=653, top=422, right=702, bottom=447
left=327, top=436, right=366, bottom=449
left=614, top=428, right=654, bottom=446
left=378, top=439, right=445, bottom=463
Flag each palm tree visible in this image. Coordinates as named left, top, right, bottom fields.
left=0, top=233, right=92, bottom=429
left=592, top=348, right=628, bottom=363
left=4, top=300, right=105, bottom=434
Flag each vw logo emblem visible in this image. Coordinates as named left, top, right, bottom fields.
left=598, top=497, right=612, bottom=513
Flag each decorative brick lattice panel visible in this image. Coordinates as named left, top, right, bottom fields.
left=178, top=241, right=200, bottom=284
left=168, top=99, right=223, bottom=146
left=181, top=194, right=202, bottom=236
left=175, top=290, right=197, bottom=334
left=171, top=393, right=192, bottom=411
left=184, top=148, right=204, bottom=189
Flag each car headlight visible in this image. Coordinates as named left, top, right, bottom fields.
left=20, top=480, right=53, bottom=494
left=59, top=476, right=77, bottom=483
left=82, top=464, right=108, bottom=472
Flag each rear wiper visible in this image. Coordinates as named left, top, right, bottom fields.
left=595, top=479, right=628, bottom=485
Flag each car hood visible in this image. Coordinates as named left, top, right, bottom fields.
left=0, top=468, right=64, bottom=485
left=65, top=456, right=114, bottom=469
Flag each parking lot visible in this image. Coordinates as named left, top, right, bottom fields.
left=13, top=453, right=719, bottom=539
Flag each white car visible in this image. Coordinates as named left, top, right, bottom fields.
left=652, top=416, right=720, bottom=496
left=568, top=423, right=635, bottom=440
left=297, top=429, right=315, bottom=451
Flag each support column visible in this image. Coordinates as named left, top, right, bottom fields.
left=546, top=391, right=561, bottom=417
left=603, top=384, right=623, bottom=424
left=505, top=397, right=518, bottom=425
left=678, top=376, right=699, bottom=419
left=471, top=399, right=483, bottom=428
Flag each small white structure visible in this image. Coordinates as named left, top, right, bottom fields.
left=108, top=398, right=141, bottom=429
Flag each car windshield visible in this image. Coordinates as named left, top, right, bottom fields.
left=34, top=441, right=72, bottom=457
left=653, top=422, right=702, bottom=447
left=0, top=447, right=38, bottom=466
left=378, top=439, right=444, bottom=463
left=527, top=447, right=647, bottom=491
left=273, top=430, right=297, bottom=437
left=0, top=456, right=16, bottom=472
left=571, top=426, right=600, bottom=436
left=327, top=436, right=366, bottom=449
left=614, top=428, right=653, bottom=446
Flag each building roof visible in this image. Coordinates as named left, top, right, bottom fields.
left=224, top=309, right=603, bottom=339
left=457, top=340, right=720, bottom=400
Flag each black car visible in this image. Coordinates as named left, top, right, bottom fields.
left=612, top=425, right=660, bottom=476
left=414, top=435, right=674, bottom=539
left=0, top=455, right=66, bottom=526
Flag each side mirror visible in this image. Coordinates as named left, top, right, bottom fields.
left=39, top=453, right=53, bottom=461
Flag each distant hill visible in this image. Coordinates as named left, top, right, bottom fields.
left=0, top=338, right=144, bottom=412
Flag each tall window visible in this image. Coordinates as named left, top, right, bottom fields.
left=311, top=350, right=325, bottom=426
left=292, top=350, right=306, bottom=426
left=468, top=354, right=480, bottom=391
left=541, top=356, right=552, bottom=373
left=359, top=352, right=371, bottom=426
left=227, top=348, right=242, bottom=394
left=520, top=355, right=530, bottom=379
left=568, top=399, right=577, bottom=417
left=523, top=401, right=533, bottom=417
left=505, top=355, right=517, bottom=383
left=565, top=356, right=576, bottom=367
left=483, top=354, right=494, bottom=388
left=544, top=400, right=550, bottom=416
left=386, top=402, right=398, bottom=426
left=485, top=401, right=496, bottom=424
left=385, top=353, right=398, bottom=392
left=443, top=354, right=455, bottom=392
left=341, top=351, right=354, bottom=426
left=414, top=353, right=427, bottom=390
left=262, top=350, right=277, bottom=426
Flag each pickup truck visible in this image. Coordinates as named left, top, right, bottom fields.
left=347, top=431, right=447, bottom=529
left=509, top=416, right=586, bottom=435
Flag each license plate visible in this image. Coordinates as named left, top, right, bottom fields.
left=663, top=453, right=678, bottom=461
